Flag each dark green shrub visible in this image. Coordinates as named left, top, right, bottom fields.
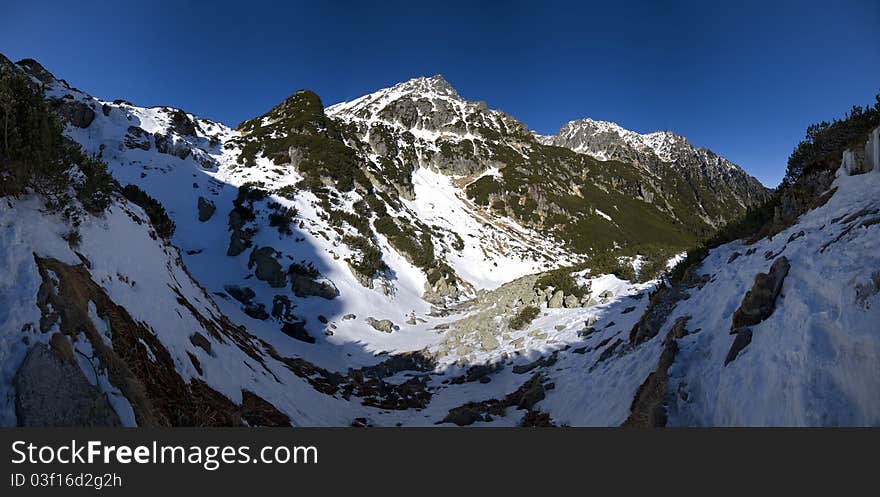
left=122, top=184, right=175, bottom=239
left=344, top=234, right=387, bottom=277
left=784, top=95, right=880, bottom=185
left=268, top=204, right=297, bottom=235
left=535, top=267, right=589, bottom=298
left=509, top=305, right=540, bottom=330
left=76, top=155, right=114, bottom=214
left=0, top=70, right=70, bottom=199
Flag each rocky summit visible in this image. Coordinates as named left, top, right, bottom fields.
left=0, top=54, right=878, bottom=427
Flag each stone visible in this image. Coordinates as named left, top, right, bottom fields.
left=154, top=132, right=191, bottom=160
left=724, top=328, right=753, bottom=366
left=281, top=321, right=315, bottom=344
left=563, top=294, right=580, bottom=308
left=168, top=108, right=197, bottom=136
left=51, top=99, right=95, bottom=128
left=441, top=406, right=483, bottom=426
left=367, top=317, right=395, bottom=333
left=290, top=273, right=338, bottom=299
left=124, top=126, right=151, bottom=150
left=243, top=303, right=269, bottom=320
left=516, top=376, right=545, bottom=410
left=731, top=257, right=790, bottom=331
left=14, top=344, right=121, bottom=426
left=189, top=332, right=212, bottom=355
left=224, top=285, right=255, bottom=305
left=478, top=331, right=500, bottom=351
left=48, top=332, right=73, bottom=362
left=197, top=196, right=216, bottom=222
left=288, top=146, right=305, bottom=167
left=248, top=247, right=287, bottom=288
left=547, top=290, right=564, bottom=308
left=271, top=295, right=296, bottom=322
left=577, top=327, right=598, bottom=338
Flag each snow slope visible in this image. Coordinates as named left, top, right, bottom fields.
left=664, top=165, right=880, bottom=426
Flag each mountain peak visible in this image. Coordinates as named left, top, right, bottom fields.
left=551, top=117, right=697, bottom=163
left=388, top=74, right=458, bottom=98
left=326, top=74, right=464, bottom=119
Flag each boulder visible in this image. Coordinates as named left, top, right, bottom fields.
left=724, top=328, right=753, bottom=366
left=516, top=376, right=546, bottom=410
left=547, top=290, right=564, bottom=308
left=281, top=321, right=315, bottom=344
left=441, top=406, right=483, bottom=426
left=154, top=132, right=191, bottom=160
left=288, top=146, right=305, bottom=167
left=243, top=303, right=269, bottom=320
left=730, top=257, right=790, bottom=331
left=563, top=294, right=580, bottom=308
left=124, top=126, right=151, bottom=150
left=367, top=317, right=395, bottom=333
left=290, top=273, right=338, bottom=299
left=197, top=196, right=216, bottom=222
left=14, top=343, right=121, bottom=426
left=248, top=247, right=287, bottom=288
left=227, top=227, right=253, bottom=257
left=224, top=285, right=255, bottom=305
left=50, top=99, right=95, bottom=128
left=168, top=108, right=197, bottom=136
left=189, top=332, right=212, bottom=355
left=271, top=295, right=296, bottom=322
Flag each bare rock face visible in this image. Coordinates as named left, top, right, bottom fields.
left=547, top=290, right=564, bottom=308
left=724, top=329, right=753, bottom=366
left=14, top=343, right=121, bottom=427
left=290, top=274, right=337, bottom=299
left=154, top=132, right=191, bottom=160
left=730, top=256, right=790, bottom=331
left=288, top=146, right=305, bottom=168
left=248, top=246, right=287, bottom=288
left=49, top=99, right=96, bottom=128
left=124, top=126, right=152, bottom=150
left=168, top=108, right=197, bottom=136
left=723, top=257, right=790, bottom=367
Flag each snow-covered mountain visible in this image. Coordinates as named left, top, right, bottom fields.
left=539, top=118, right=770, bottom=223
left=1, top=55, right=877, bottom=427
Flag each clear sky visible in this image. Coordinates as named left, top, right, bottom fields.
left=2, top=0, right=878, bottom=186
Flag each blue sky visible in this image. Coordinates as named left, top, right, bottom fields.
left=2, top=0, right=878, bottom=186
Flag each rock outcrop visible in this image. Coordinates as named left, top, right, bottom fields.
left=730, top=257, right=790, bottom=331
left=366, top=317, right=395, bottom=333
left=14, top=342, right=121, bottom=427
left=197, top=196, right=216, bottom=222
left=248, top=246, right=287, bottom=288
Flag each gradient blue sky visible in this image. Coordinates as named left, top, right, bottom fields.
left=2, top=0, right=879, bottom=186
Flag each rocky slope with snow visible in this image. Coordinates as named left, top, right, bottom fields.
left=539, top=118, right=770, bottom=230
left=0, top=55, right=876, bottom=426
